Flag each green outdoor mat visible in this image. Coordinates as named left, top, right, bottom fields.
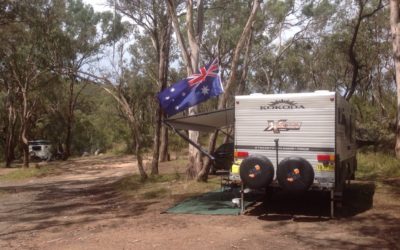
left=166, top=190, right=250, bottom=215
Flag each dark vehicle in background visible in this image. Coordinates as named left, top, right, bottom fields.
left=210, top=142, right=234, bottom=174
left=29, top=140, right=52, bottom=161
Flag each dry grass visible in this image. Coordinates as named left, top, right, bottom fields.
left=357, top=152, right=400, bottom=181
left=115, top=171, right=221, bottom=201
left=0, top=164, right=58, bottom=181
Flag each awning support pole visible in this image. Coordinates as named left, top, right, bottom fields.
left=163, top=120, right=215, bottom=161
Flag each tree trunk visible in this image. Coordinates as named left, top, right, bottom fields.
left=237, top=22, right=254, bottom=95
left=151, top=17, right=171, bottom=175
left=217, top=0, right=260, bottom=108
left=196, top=0, right=260, bottom=181
left=101, top=84, right=149, bottom=179
left=223, top=128, right=233, bottom=144
left=151, top=107, right=162, bottom=175
left=346, top=0, right=383, bottom=100
left=185, top=0, right=203, bottom=179
left=64, top=79, right=75, bottom=160
left=22, top=143, right=29, bottom=168
left=196, top=130, right=218, bottom=181
left=20, top=123, right=29, bottom=168
left=167, top=0, right=204, bottom=179
left=187, top=108, right=201, bottom=178
left=159, top=125, right=169, bottom=161
left=20, top=87, right=30, bottom=168
left=130, top=123, right=148, bottom=180
left=5, top=104, right=17, bottom=167
left=135, top=135, right=148, bottom=180
left=64, top=118, right=72, bottom=159
left=390, top=0, right=400, bottom=158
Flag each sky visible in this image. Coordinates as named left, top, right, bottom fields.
left=80, top=0, right=131, bottom=79
left=83, top=0, right=110, bottom=12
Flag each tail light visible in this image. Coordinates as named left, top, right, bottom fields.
left=234, top=151, right=249, bottom=158
left=317, top=154, right=335, bottom=162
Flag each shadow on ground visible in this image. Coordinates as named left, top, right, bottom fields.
left=0, top=175, right=156, bottom=239
left=246, top=181, right=376, bottom=219
left=245, top=181, right=399, bottom=248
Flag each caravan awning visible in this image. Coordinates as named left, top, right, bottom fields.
left=165, top=108, right=234, bottom=132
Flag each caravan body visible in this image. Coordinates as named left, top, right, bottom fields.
left=234, top=91, right=356, bottom=194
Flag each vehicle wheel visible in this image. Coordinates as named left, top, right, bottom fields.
left=277, top=157, right=314, bottom=192
left=239, top=155, right=274, bottom=189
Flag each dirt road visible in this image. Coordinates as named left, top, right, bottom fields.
left=0, top=156, right=399, bottom=250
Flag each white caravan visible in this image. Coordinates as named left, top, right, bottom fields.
left=233, top=91, right=356, bottom=210
left=165, top=90, right=357, bottom=216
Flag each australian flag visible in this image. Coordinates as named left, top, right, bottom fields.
left=157, top=59, right=224, bottom=117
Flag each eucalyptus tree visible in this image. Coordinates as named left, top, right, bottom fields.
left=47, top=0, right=126, bottom=160
left=166, top=0, right=206, bottom=178
left=197, top=0, right=262, bottom=181
left=113, top=0, right=172, bottom=175
left=390, top=0, right=400, bottom=157
left=253, top=0, right=392, bottom=147
left=0, top=47, right=17, bottom=167
left=77, top=43, right=153, bottom=180
left=0, top=0, right=62, bottom=167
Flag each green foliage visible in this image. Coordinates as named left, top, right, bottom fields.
left=352, top=95, right=396, bottom=150
left=357, top=152, right=400, bottom=181
left=302, top=0, right=335, bottom=18
left=0, top=0, right=397, bottom=167
left=266, top=0, right=295, bottom=22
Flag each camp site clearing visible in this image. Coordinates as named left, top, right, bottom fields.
left=0, top=155, right=399, bottom=250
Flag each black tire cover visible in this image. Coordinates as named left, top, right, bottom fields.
left=277, top=157, right=314, bottom=192
left=240, top=155, right=274, bottom=189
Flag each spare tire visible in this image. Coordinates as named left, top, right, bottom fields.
left=240, top=155, right=274, bottom=189
left=277, top=157, right=314, bottom=192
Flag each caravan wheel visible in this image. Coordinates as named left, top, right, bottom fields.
left=239, top=155, right=274, bottom=189
left=277, top=157, right=314, bottom=192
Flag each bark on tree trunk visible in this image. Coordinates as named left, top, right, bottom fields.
left=22, top=143, right=29, bottom=168
left=20, top=123, right=29, bottom=168
left=196, top=130, right=218, bottom=181
left=390, top=0, right=400, bottom=158
left=185, top=0, right=203, bottom=179
left=64, top=79, right=75, bottom=160
left=5, top=130, right=16, bottom=167
left=223, top=128, right=233, bottom=144
left=167, top=0, right=204, bottom=179
left=151, top=17, right=171, bottom=174
left=5, top=104, right=17, bottom=167
left=159, top=125, right=169, bottom=161
left=151, top=107, right=162, bottom=175
left=134, top=131, right=148, bottom=180
left=187, top=108, right=201, bottom=179
left=237, top=22, right=254, bottom=95
left=20, top=87, right=31, bottom=168
left=64, top=120, right=72, bottom=159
